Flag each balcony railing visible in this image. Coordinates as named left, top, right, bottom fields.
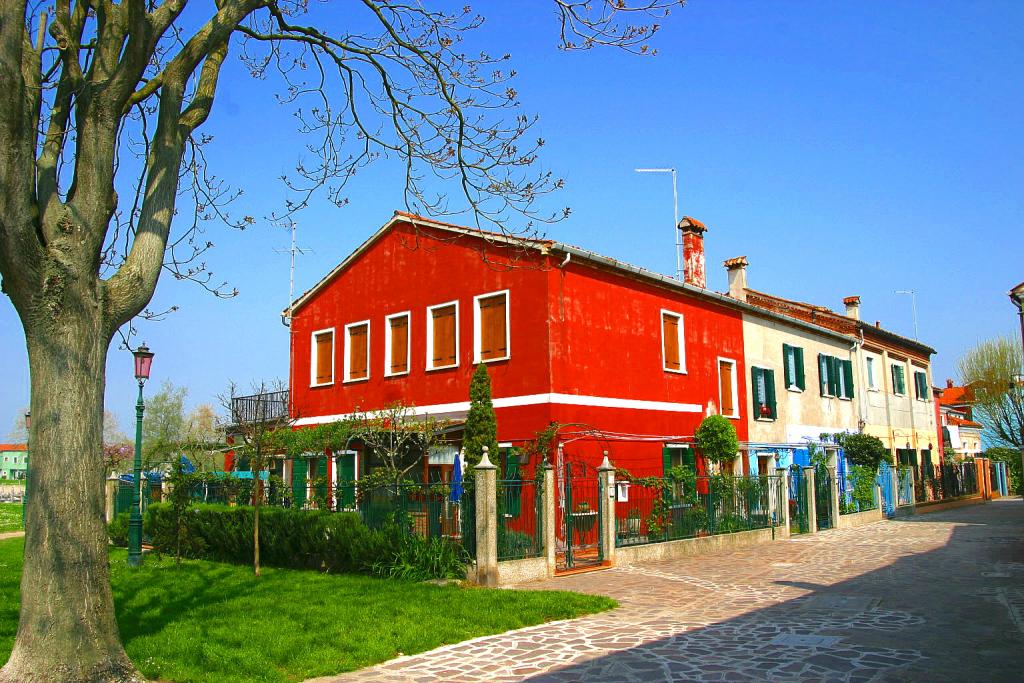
left=230, top=390, right=289, bottom=425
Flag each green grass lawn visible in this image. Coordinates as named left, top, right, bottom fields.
left=0, top=539, right=614, bottom=682
left=0, top=505, right=23, bottom=534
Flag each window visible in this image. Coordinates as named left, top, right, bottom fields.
left=782, top=344, right=805, bottom=390
left=310, top=328, right=335, bottom=386
left=751, top=367, right=777, bottom=420
left=474, top=291, right=510, bottom=363
left=661, top=310, right=686, bottom=373
left=427, top=301, right=458, bottom=370
left=913, top=370, right=929, bottom=400
left=663, top=445, right=696, bottom=499
left=891, top=363, right=907, bottom=395
left=818, top=354, right=854, bottom=399
left=718, top=358, right=738, bottom=418
left=866, top=356, right=877, bottom=390
left=344, top=321, right=369, bottom=382
left=385, top=312, right=410, bottom=376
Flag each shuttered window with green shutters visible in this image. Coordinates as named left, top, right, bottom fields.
left=891, top=364, right=907, bottom=395
left=336, top=452, right=356, bottom=508
left=818, top=354, right=854, bottom=399
left=783, top=344, right=805, bottom=390
left=751, top=367, right=778, bottom=420
left=913, top=370, right=929, bottom=400
left=291, top=458, right=308, bottom=508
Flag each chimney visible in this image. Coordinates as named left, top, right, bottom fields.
left=724, top=256, right=748, bottom=301
left=678, top=216, right=707, bottom=288
left=843, top=295, right=861, bottom=320
left=946, top=378, right=954, bottom=389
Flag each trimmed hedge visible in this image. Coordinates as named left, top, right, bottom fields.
left=141, top=503, right=469, bottom=579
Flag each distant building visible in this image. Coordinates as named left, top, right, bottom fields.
left=0, top=445, right=28, bottom=480
left=937, top=380, right=984, bottom=460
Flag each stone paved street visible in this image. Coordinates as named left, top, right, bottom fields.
left=317, top=500, right=1024, bottom=682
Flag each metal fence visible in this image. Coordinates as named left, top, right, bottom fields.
left=614, top=474, right=784, bottom=548
left=113, top=478, right=159, bottom=515
left=839, top=466, right=879, bottom=515
left=497, top=478, right=543, bottom=561
left=920, top=462, right=979, bottom=501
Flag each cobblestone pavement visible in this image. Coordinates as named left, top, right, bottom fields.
left=317, top=500, right=1024, bottom=682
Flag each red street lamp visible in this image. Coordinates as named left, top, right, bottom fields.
left=128, top=343, right=155, bottom=567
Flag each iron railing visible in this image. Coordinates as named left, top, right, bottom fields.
left=839, top=466, right=879, bottom=514
left=614, top=474, right=784, bottom=548
left=229, top=390, right=289, bottom=425
left=497, top=478, right=543, bottom=561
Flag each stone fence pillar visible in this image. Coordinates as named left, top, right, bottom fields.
left=597, top=452, right=616, bottom=566
left=105, top=477, right=119, bottom=523
left=775, top=467, right=791, bottom=536
left=542, top=460, right=556, bottom=578
left=803, top=465, right=818, bottom=534
left=474, top=447, right=498, bottom=587
left=829, top=466, right=841, bottom=526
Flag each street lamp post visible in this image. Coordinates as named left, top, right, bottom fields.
left=1009, top=282, right=1024, bottom=498
left=127, top=343, right=154, bottom=568
left=22, top=411, right=30, bottom=526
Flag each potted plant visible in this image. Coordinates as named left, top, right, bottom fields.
left=570, top=501, right=597, bottom=538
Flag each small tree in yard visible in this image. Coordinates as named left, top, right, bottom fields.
left=830, top=432, right=889, bottom=472
left=355, top=403, right=447, bottom=487
left=221, top=381, right=290, bottom=577
left=464, top=364, right=499, bottom=467
left=695, top=415, right=739, bottom=472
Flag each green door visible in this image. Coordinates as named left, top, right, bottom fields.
left=291, top=458, right=307, bottom=508
left=336, top=453, right=356, bottom=508
left=315, top=457, right=328, bottom=504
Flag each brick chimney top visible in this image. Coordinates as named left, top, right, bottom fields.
left=843, top=295, right=861, bottom=320
left=946, top=378, right=954, bottom=389
left=724, top=256, right=748, bottom=270
left=843, top=295, right=861, bottom=306
left=677, top=216, right=707, bottom=234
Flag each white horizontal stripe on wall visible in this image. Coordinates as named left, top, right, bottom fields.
left=293, top=392, right=702, bottom=426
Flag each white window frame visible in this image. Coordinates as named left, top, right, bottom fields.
left=837, top=361, right=849, bottom=400
left=309, top=327, right=336, bottom=388
left=865, top=356, right=877, bottom=391
left=912, top=367, right=930, bottom=402
left=717, top=357, right=739, bottom=419
left=426, top=300, right=460, bottom=371
left=473, top=290, right=511, bottom=364
left=332, top=449, right=359, bottom=485
left=343, top=320, right=371, bottom=383
left=751, top=364, right=776, bottom=421
left=384, top=311, right=411, bottom=378
left=660, top=309, right=687, bottom=374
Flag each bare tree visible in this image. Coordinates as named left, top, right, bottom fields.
left=0, top=2, right=678, bottom=679
left=221, top=381, right=290, bottom=578
left=354, top=403, right=447, bottom=487
left=957, top=334, right=1024, bottom=450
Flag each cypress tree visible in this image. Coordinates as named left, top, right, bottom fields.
left=464, top=364, right=499, bottom=467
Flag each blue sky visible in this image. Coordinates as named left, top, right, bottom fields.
left=3, top=1, right=1023, bottom=434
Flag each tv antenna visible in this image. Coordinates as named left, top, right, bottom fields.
left=275, top=221, right=313, bottom=327
left=894, top=289, right=919, bottom=340
left=635, top=167, right=681, bottom=280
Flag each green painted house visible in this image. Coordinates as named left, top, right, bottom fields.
left=0, top=445, right=28, bottom=480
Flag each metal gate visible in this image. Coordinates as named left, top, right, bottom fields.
left=897, top=467, right=915, bottom=507
left=877, top=462, right=895, bottom=517
left=815, top=466, right=834, bottom=530
left=789, top=465, right=810, bottom=534
left=557, top=462, right=604, bottom=571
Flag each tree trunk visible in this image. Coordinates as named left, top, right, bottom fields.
left=0, top=306, right=141, bottom=681
left=253, top=478, right=261, bottom=577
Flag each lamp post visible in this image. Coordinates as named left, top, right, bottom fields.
left=1009, top=282, right=1024, bottom=498
left=127, top=343, right=154, bottom=567
left=22, top=411, right=30, bottom=525
left=635, top=167, right=681, bottom=280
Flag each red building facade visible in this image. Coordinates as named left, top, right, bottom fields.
left=287, top=212, right=750, bottom=481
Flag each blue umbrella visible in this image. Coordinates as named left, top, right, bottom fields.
left=450, top=451, right=464, bottom=503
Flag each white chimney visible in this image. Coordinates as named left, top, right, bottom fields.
left=844, top=295, right=861, bottom=320
left=724, top=256, right=748, bottom=301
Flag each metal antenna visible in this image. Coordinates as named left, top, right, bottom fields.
left=894, top=289, right=919, bottom=339
left=274, top=221, right=313, bottom=326
left=635, top=167, right=680, bottom=280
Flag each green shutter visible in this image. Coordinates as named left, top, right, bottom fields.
left=796, top=347, right=806, bottom=390
left=681, top=447, right=696, bottom=470
left=316, top=456, right=328, bottom=501
left=827, top=356, right=840, bottom=397
left=818, top=353, right=828, bottom=396
left=291, top=458, right=308, bottom=508
left=751, top=366, right=762, bottom=416
left=337, top=453, right=356, bottom=508
left=783, top=344, right=793, bottom=388
left=662, top=447, right=673, bottom=476
left=766, top=369, right=777, bottom=419
left=501, top=447, right=522, bottom=516
left=843, top=360, right=855, bottom=399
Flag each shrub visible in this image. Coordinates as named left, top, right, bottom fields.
left=143, top=503, right=469, bottom=579
left=695, top=415, right=739, bottom=465
left=835, top=433, right=888, bottom=472
left=107, top=511, right=130, bottom=547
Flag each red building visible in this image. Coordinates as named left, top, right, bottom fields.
left=287, top=212, right=752, bottom=484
